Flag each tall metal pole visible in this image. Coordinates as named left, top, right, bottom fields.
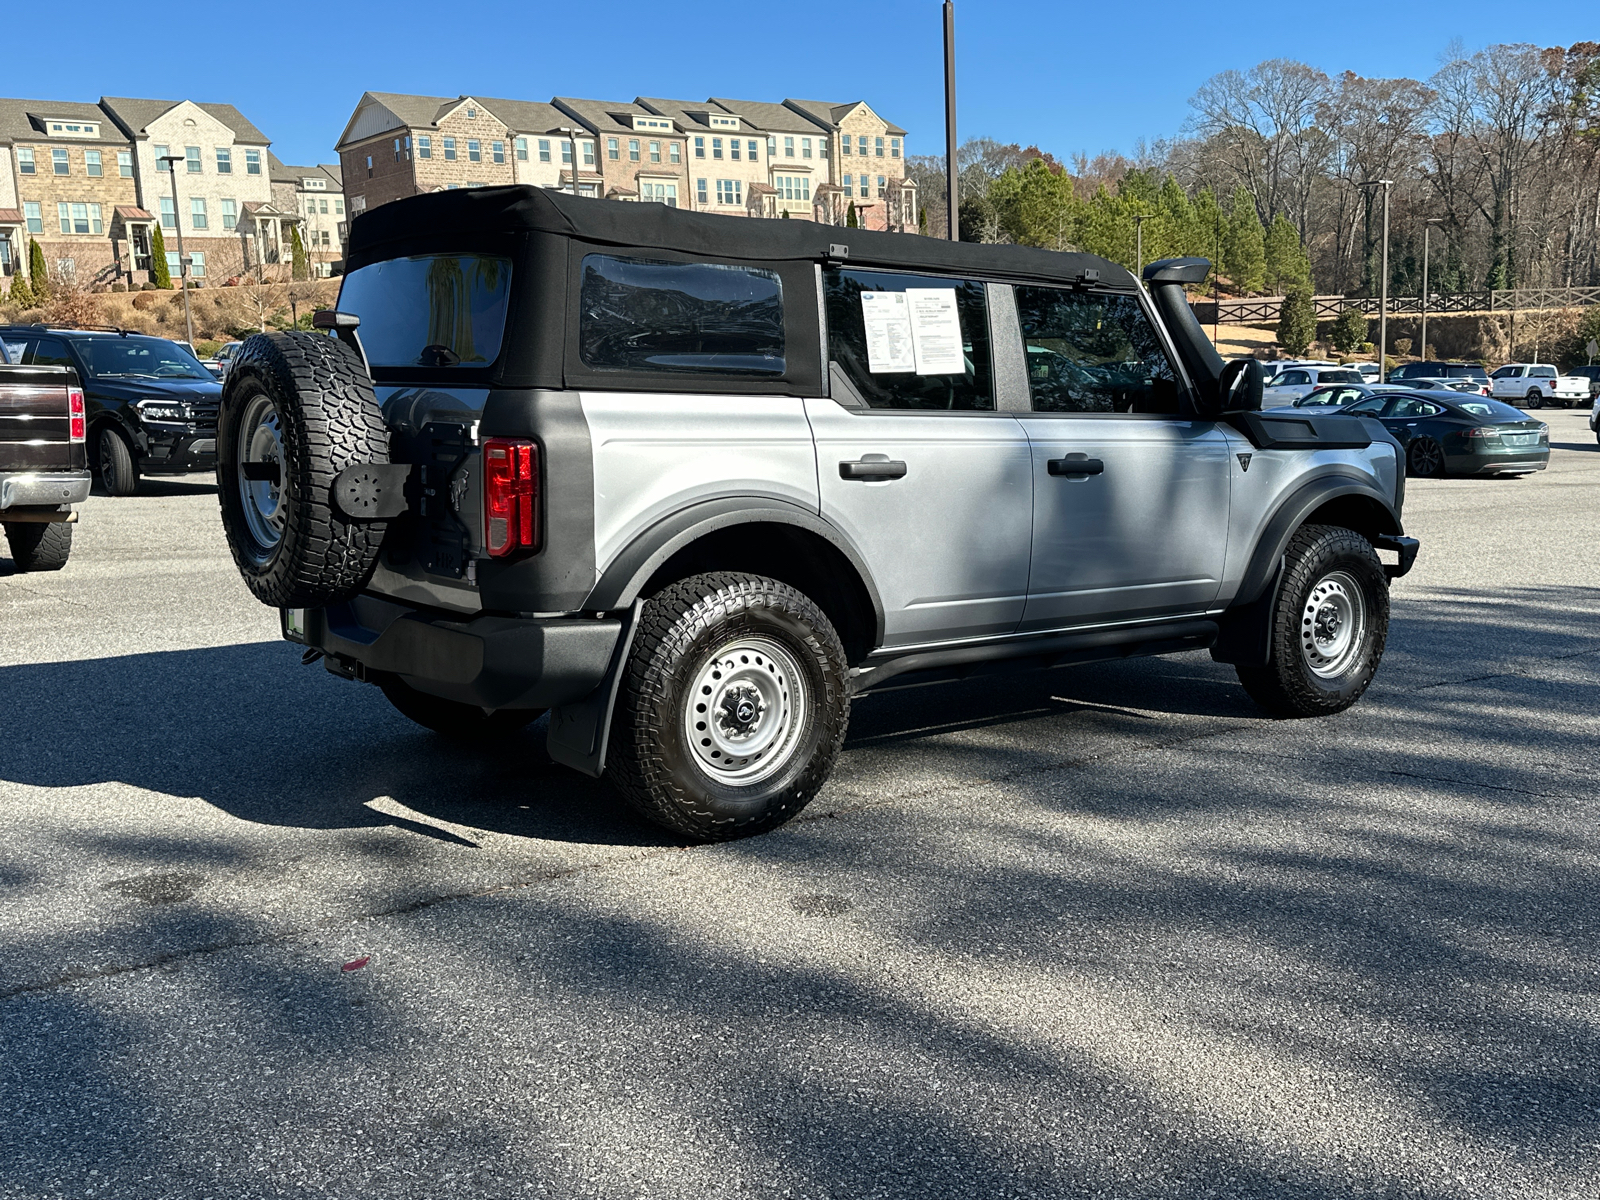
left=1420, top=217, right=1441, bottom=362
left=1213, top=219, right=1221, bottom=343
left=1377, top=180, right=1391, bottom=382
left=558, top=127, right=584, bottom=197
left=159, top=156, right=195, bottom=349
left=943, top=1, right=959, bottom=241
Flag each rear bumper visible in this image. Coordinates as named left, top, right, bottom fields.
left=1447, top=450, right=1549, bottom=475
left=285, top=594, right=622, bottom=711
left=0, top=470, right=93, bottom=510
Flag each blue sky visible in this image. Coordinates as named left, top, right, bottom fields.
left=11, top=1, right=1597, bottom=168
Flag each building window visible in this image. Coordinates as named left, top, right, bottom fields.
left=820, top=140, right=829, bottom=160
left=876, top=137, right=885, bottom=157
left=52, top=148, right=69, bottom=175
left=222, top=199, right=237, bottom=230
left=467, top=140, right=481, bottom=162
left=492, top=141, right=505, bottom=164
left=730, top=139, right=740, bottom=162
left=319, top=197, right=329, bottom=214
left=860, top=177, right=871, bottom=198
left=878, top=175, right=887, bottom=197
left=712, top=137, right=723, bottom=160
left=716, top=179, right=742, bottom=206
left=118, top=150, right=132, bottom=177
left=768, top=137, right=777, bottom=158
left=366, top=155, right=373, bottom=177
left=154, top=143, right=170, bottom=164
left=335, top=198, right=343, bottom=215
left=582, top=141, right=594, bottom=166
left=159, top=196, right=176, bottom=229
left=515, top=137, right=528, bottom=161
left=561, top=141, right=572, bottom=165
left=669, top=141, right=680, bottom=164
left=641, top=180, right=678, bottom=207
left=466, top=107, right=476, bottom=119
left=841, top=135, right=852, bottom=156
left=802, top=138, right=813, bottom=159
left=17, top=148, right=35, bottom=174
left=215, top=147, right=231, bottom=174
left=696, top=177, right=708, bottom=205
left=694, top=136, right=705, bottom=159
left=629, top=138, right=640, bottom=162
left=891, top=137, right=901, bottom=158
left=418, top=135, right=432, bottom=159
left=538, top=138, right=550, bottom=163
left=394, top=138, right=403, bottom=162
left=86, top=150, right=102, bottom=177
left=443, top=137, right=456, bottom=161
left=246, top=150, right=261, bottom=175
left=189, top=251, right=206, bottom=279
left=607, top=137, right=619, bottom=161
left=649, top=140, right=660, bottom=163
left=843, top=174, right=852, bottom=196
left=748, top=139, right=759, bottom=160
left=186, top=146, right=201, bottom=173
left=23, top=202, right=42, bottom=233
left=90, top=203, right=104, bottom=234
left=191, top=198, right=208, bottom=230
left=57, top=203, right=71, bottom=234
left=775, top=176, right=811, bottom=202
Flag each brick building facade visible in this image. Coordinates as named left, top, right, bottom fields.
left=271, top=158, right=347, bottom=276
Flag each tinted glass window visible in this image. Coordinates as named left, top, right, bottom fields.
left=1317, top=370, right=1363, bottom=384
left=1457, top=399, right=1535, bottom=420
left=1491, top=367, right=1517, bottom=378
left=580, top=255, right=784, bottom=377
left=75, top=335, right=210, bottom=380
left=1346, top=397, right=1387, bottom=414
left=826, top=267, right=991, bottom=410
left=1384, top=397, right=1444, bottom=418
left=338, top=254, right=511, bottom=368
left=1296, top=388, right=1341, bottom=407
left=1530, top=366, right=1556, bottom=377
left=1277, top=370, right=1309, bottom=386
left=1444, top=365, right=1488, bottom=380
left=24, top=336, right=75, bottom=369
left=1014, top=287, right=1180, bottom=414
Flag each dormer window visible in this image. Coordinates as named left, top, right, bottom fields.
left=47, top=121, right=99, bottom=138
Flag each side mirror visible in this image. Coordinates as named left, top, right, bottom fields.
left=1212, top=358, right=1264, bottom=415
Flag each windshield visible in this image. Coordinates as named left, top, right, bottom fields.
left=1456, top=399, right=1536, bottom=420
left=337, top=254, right=512, bottom=368
left=76, top=336, right=212, bottom=380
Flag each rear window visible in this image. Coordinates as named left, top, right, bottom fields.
left=1443, top=364, right=1488, bottom=380
left=1530, top=365, right=1557, bottom=377
left=337, top=254, right=512, bottom=368
left=579, top=254, right=785, bottom=376
left=1457, top=399, right=1537, bottom=419
left=1317, top=370, right=1363, bottom=384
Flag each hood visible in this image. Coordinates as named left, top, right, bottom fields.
left=88, top=375, right=223, bottom=401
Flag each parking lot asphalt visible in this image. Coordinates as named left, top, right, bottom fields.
left=2, top=409, right=1597, bottom=1200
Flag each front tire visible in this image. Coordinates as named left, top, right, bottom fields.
left=1406, top=437, right=1445, bottom=478
left=99, top=427, right=139, bottom=496
left=607, top=572, right=850, bottom=841
left=3, top=521, right=72, bottom=572
left=378, top=675, right=543, bottom=739
left=1236, top=525, right=1389, bottom=718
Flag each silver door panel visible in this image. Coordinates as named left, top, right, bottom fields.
left=806, top=398, right=1033, bottom=647
left=583, top=392, right=820, bottom=575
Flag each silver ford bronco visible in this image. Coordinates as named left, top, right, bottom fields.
left=213, top=188, right=1418, bottom=840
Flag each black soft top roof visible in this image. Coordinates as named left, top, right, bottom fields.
left=346, top=185, right=1136, bottom=289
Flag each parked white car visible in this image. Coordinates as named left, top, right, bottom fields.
left=1489, top=363, right=1590, bottom=410
left=1261, top=364, right=1367, bottom=405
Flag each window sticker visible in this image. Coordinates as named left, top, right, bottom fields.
left=859, top=291, right=915, bottom=373
left=906, top=288, right=964, bottom=375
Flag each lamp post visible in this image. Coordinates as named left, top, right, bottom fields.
left=1133, top=213, right=1150, bottom=283
left=1420, top=217, right=1442, bottom=362
left=1213, top=217, right=1222, bottom=343
left=557, top=126, right=585, bottom=197
left=157, top=154, right=195, bottom=350
left=1360, top=179, right=1393, bottom=381
left=943, top=1, right=959, bottom=241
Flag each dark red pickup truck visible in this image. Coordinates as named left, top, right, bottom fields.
left=0, top=336, right=91, bottom=571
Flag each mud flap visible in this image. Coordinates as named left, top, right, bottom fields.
left=546, top=600, right=643, bottom=778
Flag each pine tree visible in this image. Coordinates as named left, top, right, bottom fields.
left=918, top=205, right=928, bottom=236
left=846, top=201, right=859, bottom=229
left=151, top=226, right=172, bottom=289
left=1264, top=214, right=1311, bottom=293
left=28, top=239, right=49, bottom=301
left=1277, top=284, right=1317, bottom=356
left=290, top=225, right=309, bottom=281
left=1330, top=306, right=1368, bottom=354
left=1223, top=188, right=1266, bottom=293
left=780, top=209, right=790, bottom=220
left=7, top=267, right=33, bottom=308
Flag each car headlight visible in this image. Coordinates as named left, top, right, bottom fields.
left=135, top=399, right=188, bottom=422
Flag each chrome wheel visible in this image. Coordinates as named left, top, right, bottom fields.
left=682, top=636, right=808, bottom=786
left=1300, top=570, right=1367, bottom=680
left=237, top=392, right=285, bottom=560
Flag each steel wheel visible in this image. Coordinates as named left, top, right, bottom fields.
left=682, top=636, right=808, bottom=786
left=1407, top=437, right=1444, bottom=477
left=1299, top=570, right=1367, bottom=680
left=237, top=391, right=286, bottom=562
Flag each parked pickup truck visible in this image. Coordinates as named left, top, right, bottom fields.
left=1489, top=363, right=1591, bottom=409
left=0, top=337, right=90, bottom=571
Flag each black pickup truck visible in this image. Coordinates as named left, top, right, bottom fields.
left=0, top=337, right=90, bottom=571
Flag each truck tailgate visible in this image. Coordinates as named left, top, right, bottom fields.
left=0, top=365, right=85, bottom=473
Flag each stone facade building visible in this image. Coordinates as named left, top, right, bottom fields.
left=271, top=158, right=347, bottom=277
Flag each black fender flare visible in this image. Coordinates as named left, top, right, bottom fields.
left=1212, top=470, right=1404, bottom=667
left=582, top=495, right=887, bottom=648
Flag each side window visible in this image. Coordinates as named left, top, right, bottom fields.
left=1347, top=397, right=1387, bottom=414
left=824, top=267, right=992, bottom=411
left=1491, top=366, right=1517, bottom=378
left=579, top=255, right=785, bottom=377
left=1278, top=370, right=1310, bottom=386
left=1014, top=286, right=1181, bottom=414
left=25, top=336, right=75, bottom=368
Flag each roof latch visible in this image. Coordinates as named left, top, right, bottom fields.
left=827, top=243, right=850, bottom=261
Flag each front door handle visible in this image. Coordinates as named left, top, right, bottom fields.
left=1047, top=456, right=1104, bottom=477
left=839, top=459, right=908, bottom=481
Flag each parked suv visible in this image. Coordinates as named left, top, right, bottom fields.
left=212, top=188, right=1418, bottom=840
left=0, top=326, right=221, bottom=495
left=1566, top=363, right=1600, bottom=402
left=1261, top=365, right=1366, bottom=405
left=1489, top=363, right=1590, bottom=409
left=0, top=336, right=90, bottom=569
left=1388, top=361, right=1490, bottom=393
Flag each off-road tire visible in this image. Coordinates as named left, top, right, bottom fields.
left=3, top=521, right=72, bottom=572
left=1236, top=524, right=1389, bottom=718
left=1406, top=436, right=1445, bottom=478
left=607, top=572, right=850, bottom=841
left=216, top=332, right=389, bottom=608
left=378, top=675, right=544, bottom=739
left=99, top=427, right=139, bottom=496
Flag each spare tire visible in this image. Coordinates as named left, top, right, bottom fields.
left=216, top=332, right=391, bottom=608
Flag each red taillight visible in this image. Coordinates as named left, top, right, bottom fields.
left=68, top=387, right=85, bottom=443
left=482, top=437, right=539, bottom=558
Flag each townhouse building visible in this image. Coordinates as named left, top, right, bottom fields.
left=779, top=100, right=914, bottom=231
left=270, top=157, right=348, bottom=276
left=696, top=98, right=831, bottom=220
left=551, top=98, right=688, bottom=207
left=636, top=99, right=772, bottom=217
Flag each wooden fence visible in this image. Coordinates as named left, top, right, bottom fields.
left=1194, top=285, right=1600, bottom=325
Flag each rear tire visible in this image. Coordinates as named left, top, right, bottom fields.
left=379, top=675, right=543, bottom=739
left=1406, top=437, right=1445, bottom=478
left=99, top=427, right=139, bottom=496
left=1236, top=524, right=1389, bottom=718
left=607, top=572, right=850, bottom=841
left=1524, top=389, right=1543, bottom=410
left=3, top=521, right=72, bottom=572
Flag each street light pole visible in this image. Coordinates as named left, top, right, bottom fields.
left=1421, top=217, right=1442, bottom=362
left=1360, top=179, right=1393, bottom=382
left=158, top=155, right=195, bottom=349
left=943, top=1, right=959, bottom=241
left=557, top=126, right=585, bottom=198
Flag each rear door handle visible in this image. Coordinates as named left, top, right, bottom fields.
left=1047, top=456, right=1104, bottom=477
left=839, top=459, right=907, bottom=481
